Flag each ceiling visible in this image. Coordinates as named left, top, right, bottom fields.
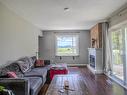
left=0, top=0, right=127, bottom=30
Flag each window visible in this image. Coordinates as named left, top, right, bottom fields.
left=55, top=33, right=79, bottom=56
left=110, top=25, right=127, bottom=85
left=111, top=28, right=124, bottom=80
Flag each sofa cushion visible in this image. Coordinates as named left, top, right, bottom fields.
left=24, top=68, right=47, bottom=82
left=24, top=77, right=42, bottom=95
left=32, top=68, right=47, bottom=83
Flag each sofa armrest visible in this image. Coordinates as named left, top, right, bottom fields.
left=0, top=78, right=29, bottom=95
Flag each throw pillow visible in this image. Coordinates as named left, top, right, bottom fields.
left=27, top=57, right=34, bottom=68
left=44, top=60, right=50, bottom=65
left=35, top=59, right=45, bottom=67
left=7, top=72, right=18, bottom=78
left=17, top=60, right=29, bottom=73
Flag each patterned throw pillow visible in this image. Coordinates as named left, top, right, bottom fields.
left=7, top=72, right=18, bottom=78
left=35, top=59, right=45, bottom=67
left=17, top=61, right=30, bottom=73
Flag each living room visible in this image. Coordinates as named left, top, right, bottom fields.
left=0, top=0, right=127, bottom=95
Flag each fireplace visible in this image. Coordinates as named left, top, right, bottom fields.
left=90, top=55, right=95, bottom=68
left=88, top=48, right=103, bottom=74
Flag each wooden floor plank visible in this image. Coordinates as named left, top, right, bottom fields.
left=39, top=67, right=127, bottom=95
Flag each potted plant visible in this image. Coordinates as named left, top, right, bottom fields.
left=0, top=86, right=14, bottom=95
left=0, top=85, right=4, bottom=91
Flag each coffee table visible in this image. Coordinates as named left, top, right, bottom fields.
left=45, top=75, right=89, bottom=95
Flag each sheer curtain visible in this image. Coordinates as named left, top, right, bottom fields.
left=102, top=22, right=112, bottom=75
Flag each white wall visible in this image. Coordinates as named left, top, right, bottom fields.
left=0, top=3, right=41, bottom=65
left=39, top=30, right=90, bottom=64
left=0, top=5, right=3, bottom=65
left=109, top=5, right=127, bottom=28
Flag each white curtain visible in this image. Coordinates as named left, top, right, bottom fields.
left=102, top=22, right=112, bottom=74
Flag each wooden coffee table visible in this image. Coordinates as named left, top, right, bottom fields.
left=45, top=74, right=89, bottom=95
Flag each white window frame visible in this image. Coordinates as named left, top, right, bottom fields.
left=55, top=33, right=79, bottom=56
left=109, top=24, right=127, bottom=88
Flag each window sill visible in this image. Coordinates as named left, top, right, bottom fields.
left=55, top=55, right=79, bottom=57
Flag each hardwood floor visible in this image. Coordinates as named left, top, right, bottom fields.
left=39, top=67, right=127, bottom=95
left=80, top=67, right=127, bottom=95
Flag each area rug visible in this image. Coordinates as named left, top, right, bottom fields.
left=68, top=67, right=81, bottom=74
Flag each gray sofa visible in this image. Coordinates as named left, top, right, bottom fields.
left=0, top=56, right=50, bottom=95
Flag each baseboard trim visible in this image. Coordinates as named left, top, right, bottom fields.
left=67, top=64, right=87, bottom=67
